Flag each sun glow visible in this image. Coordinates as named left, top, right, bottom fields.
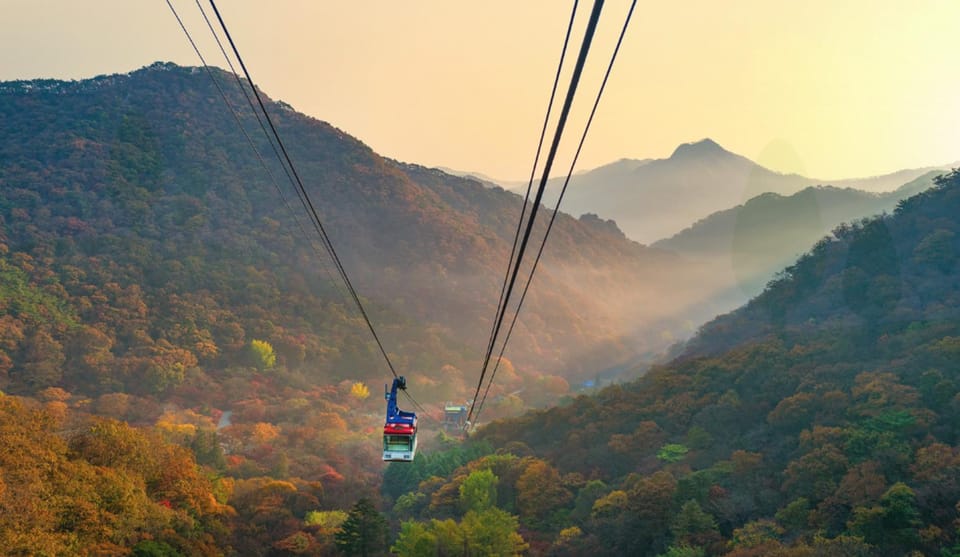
left=1, top=0, right=957, bottom=180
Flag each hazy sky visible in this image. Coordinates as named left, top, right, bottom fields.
left=2, top=1, right=958, bottom=181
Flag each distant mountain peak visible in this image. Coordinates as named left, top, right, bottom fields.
left=669, top=138, right=729, bottom=159
left=578, top=212, right=629, bottom=240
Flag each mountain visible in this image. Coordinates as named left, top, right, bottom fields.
left=3, top=61, right=958, bottom=554
left=370, top=170, right=960, bottom=554
left=0, top=62, right=738, bottom=550
left=832, top=165, right=957, bottom=193
left=0, top=62, right=723, bottom=406
left=683, top=169, right=960, bottom=357
left=654, top=171, right=943, bottom=297
left=535, top=138, right=952, bottom=244
left=432, top=167, right=507, bottom=189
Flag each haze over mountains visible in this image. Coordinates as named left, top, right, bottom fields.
left=2, top=63, right=951, bottom=401
left=490, top=138, right=953, bottom=245
left=2, top=55, right=959, bottom=555
left=464, top=170, right=960, bottom=555
left=656, top=171, right=943, bottom=297
left=0, top=62, right=724, bottom=405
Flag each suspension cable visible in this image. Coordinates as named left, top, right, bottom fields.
left=473, top=0, right=637, bottom=425
left=202, top=1, right=433, bottom=417
left=207, top=0, right=402, bottom=381
left=482, top=0, right=579, bottom=393
left=467, top=0, right=606, bottom=426
left=167, top=0, right=353, bottom=311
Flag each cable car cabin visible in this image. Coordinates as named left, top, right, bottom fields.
left=383, top=376, right=418, bottom=462
left=442, top=403, right=468, bottom=431
left=383, top=422, right=417, bottom=462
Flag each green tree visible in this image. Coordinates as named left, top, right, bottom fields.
left=305, top=509, right=348, bottom=529
left=670, top=500, right=719, bottom=548
left=775, top=497, right=811, bottom=532
left=729, top=519, right=784, bottom=549
left=189, top=429, right=225, bottom=469
left=571, top=479, right=607, bottom=524
left=912, top=228, right=956, bottom=272
left=459, top=468, right=498, bottom=513
left=461, top=507, right=528, bottom=556
left=131, top=540, right=181, bottom=557
left=393, top=492, right=427, bottom=521
left=847, top=482, right=920, bottom=552
left=430, top=519, right=465, bottom=554
left=657, top=443, right=689, bottom=463
left=657, top=545, right=705, bottom=557
left=249, top=339, right=276, bottom=371
left=392, top=508, right=526, bottom=556
left=391, top=521, right=438, bottom=557
left=392, top=518, right=465, bottom=557
left=335, top=497, right=387, bottom=557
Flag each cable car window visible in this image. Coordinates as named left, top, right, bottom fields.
left=384, top=435, right=412, bottom=451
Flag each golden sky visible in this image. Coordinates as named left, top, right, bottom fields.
left=3, top=1, right=958, bottom=181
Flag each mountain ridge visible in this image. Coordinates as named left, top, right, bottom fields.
left=501, top=137, right=954, bottom=244
left=451, top=169, right=960, bottom=555
left=652, top=171, right=944, bottom=298
left=669, top=137, right=736, bottom=160
left=0, top=62, right=717, bottom=404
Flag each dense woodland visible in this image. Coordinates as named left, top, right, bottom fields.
left=408, top=170, right=959, bottom=556
left=1, top=62, right=959, bottom=555
left=0, top=62, right=710, bottom=555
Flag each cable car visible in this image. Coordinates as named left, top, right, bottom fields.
left=383, top=376, right=418, bottom=462
left=442, top=402, right=468, bottom=431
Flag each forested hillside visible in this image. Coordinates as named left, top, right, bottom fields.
left=0, top=62, right=721, bottom=554
left=5, top=60, right=957, bottom=555
left=388, top=170, right=960, bottom=555
left=0, top=394, right=232, bottom=555
left=0, top=62, right=716, bottom=406
left=654, top=171, right=941, bottom=298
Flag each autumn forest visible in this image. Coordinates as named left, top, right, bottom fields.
left=1, top=60, right=959, bottom=556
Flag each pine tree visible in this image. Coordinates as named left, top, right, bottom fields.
left=335, top=497, right=387, bottom=557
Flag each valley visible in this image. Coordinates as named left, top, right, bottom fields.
left=0, top=3, right=957, bottom=553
